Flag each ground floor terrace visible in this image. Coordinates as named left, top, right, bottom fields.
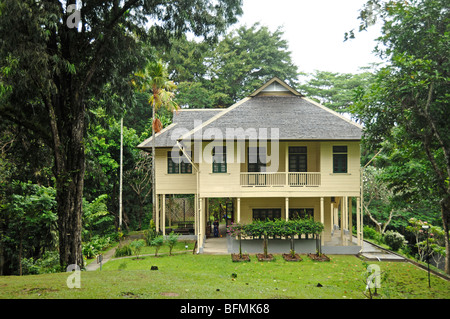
left=153, top=195, right=363, bottom=255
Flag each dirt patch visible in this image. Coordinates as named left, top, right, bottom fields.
left=231, top=253, right=251, bottom=262
left=307, top=253, right=330, bottom=262
left=282, top=253, right=302, bottom=262
left=256, top=253, right=274, bottom=262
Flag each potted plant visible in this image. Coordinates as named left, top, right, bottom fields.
left=282, top=219, right=302, bottom=262
left=228, top=223, right=250, bottom=262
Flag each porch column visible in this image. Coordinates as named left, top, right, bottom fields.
left=320, top=197, right=324, bottom=244
left=155, top=194, right=160, bottom=233
left=330, top=201, right=334, bottom=234
left=285, top=197, right=289, bottom=221
left=340, top=197, right=344, bottom=241
left=162, top=194, right=166, bottom=236
left=199, top=196, right=204, bottom=251
left=237, top=198, right=241, bottom=223
left=194, top=194, right=198, bottom=235
left=356, top=197, right=361, bottom=246
left=349, top=197, right=353, bottom=242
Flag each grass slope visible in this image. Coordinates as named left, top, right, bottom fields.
left=0, top=253, right=449, bottom=299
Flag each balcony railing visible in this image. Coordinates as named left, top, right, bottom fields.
left=240, top=172, right=321, bottom=187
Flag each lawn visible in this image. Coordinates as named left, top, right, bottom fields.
left=0, top=252, right=449, bottom=299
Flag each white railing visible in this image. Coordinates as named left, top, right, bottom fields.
left=240, top=172, right=321, bottom=187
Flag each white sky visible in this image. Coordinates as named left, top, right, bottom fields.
left=233, top=0, right=383, bottom=74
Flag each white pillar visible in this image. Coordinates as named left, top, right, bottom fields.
left=349, top=197, right=353, bottom=233
left=237, top=198, right=241, bottom=223
left=285, top=197, right=289, bottom=221
left=320, top=197, right=324, bottom=244
left=356, top=197, right=361, bottom=246
left=199, top=197, right=204, bottom=250
left=155, top=194, right=160, bottom=233
left=330, top=202, right=334, bottom=233
left=194, top=194, right=198, bottom=235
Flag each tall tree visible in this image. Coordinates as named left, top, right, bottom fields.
left=0, top=0, right=242, bottom=269
left=135, top=60, right=178, bottom=229
left=350, top=0, right=450, bottom=273
left=298, top=68, right=376, bottom=113
left=162, top=23, right=300, bottom=108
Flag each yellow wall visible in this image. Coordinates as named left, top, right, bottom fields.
left=155, top=141, right=361, bottom=198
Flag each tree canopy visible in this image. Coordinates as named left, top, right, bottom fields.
left=0, top=0, right=243, bottom=269
left=350, top=0, right=450, bottom=273
left=161, top=23, right=300, bottom=108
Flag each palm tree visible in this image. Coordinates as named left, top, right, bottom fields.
left=135, top=60, right=178, bottom=229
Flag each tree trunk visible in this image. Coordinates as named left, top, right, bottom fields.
left=48, top=94, right=85, bottom=270
left=152, top=102, right=156, bottom=228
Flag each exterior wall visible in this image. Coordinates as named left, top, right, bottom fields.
left=154, top=148, right=197, bottom=195
left=154, top=140, right=361, bottom=198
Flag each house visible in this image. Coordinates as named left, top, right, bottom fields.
left=137, top=77, right=364, bottom=254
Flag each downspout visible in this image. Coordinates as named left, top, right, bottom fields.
left=176, top=141, right=201, bottom=253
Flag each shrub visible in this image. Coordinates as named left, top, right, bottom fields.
left=151, top=235, right=165, bottom=257
left=363, top=225, right=383, bottom=243
left=114, top=243, right=133, bottom=257
left=144, top=228, right=157, bottom=246
left=130, top=239, right=145, bottom=258
left=383, top=230, right=406, bottom=251
left=166, top=232, right=180, bottom=256
left=21, top=251, right=61, bottom=275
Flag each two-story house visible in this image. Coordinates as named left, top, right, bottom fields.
left=138, top=77, right=364, bottom=254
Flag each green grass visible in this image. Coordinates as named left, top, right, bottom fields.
left=0, top=253, right=449, bottom=299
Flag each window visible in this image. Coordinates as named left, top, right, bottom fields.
left=289, top=146, right=307, bottom=172
left=167, top=150, right=192, bottom=174
left=333, top=146, right=348, bottom=173
left=248, top=147, right=266, bottom=172
left=253, top=208, right=281, bottom=221
left=289, top=208, right=314, bottom=219
left=212, top=146, right=227, bottom=173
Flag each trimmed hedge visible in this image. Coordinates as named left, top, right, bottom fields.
left=228, top=218, right=324, bottom=238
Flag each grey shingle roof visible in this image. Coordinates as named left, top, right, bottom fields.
left=137, top=109, right=223, bottom=149
left=138, top=78, right=362, bottom=149
left=180, top=96, right=362, bottom=142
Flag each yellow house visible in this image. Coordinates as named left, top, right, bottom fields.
left=138, top=77, right=364, bottom=254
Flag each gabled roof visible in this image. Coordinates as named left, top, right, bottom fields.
left=137, top=77, right=362, bottom=150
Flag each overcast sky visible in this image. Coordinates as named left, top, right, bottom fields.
left=233, top=0, right=383, bottom=75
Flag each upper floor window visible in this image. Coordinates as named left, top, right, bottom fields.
left=212, top=146, right=227, bottom=173
left=248, top=147, right=266, bottom=172
left=333, top=146, right=348, bottom=173
left=167, top=150, right=192, bottom=174
left=289, top=146, right=307, bottom=172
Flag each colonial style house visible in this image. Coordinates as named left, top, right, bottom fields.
left=138, top=77, right=363, bottom=254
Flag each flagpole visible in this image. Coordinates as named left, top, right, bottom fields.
left=119, top=117, right=123, bottom=228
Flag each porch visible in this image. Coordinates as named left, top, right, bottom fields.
left=202, top=227, right=361, bottom=255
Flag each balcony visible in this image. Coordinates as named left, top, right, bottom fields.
left=240, top=172, right=321, bottom=187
